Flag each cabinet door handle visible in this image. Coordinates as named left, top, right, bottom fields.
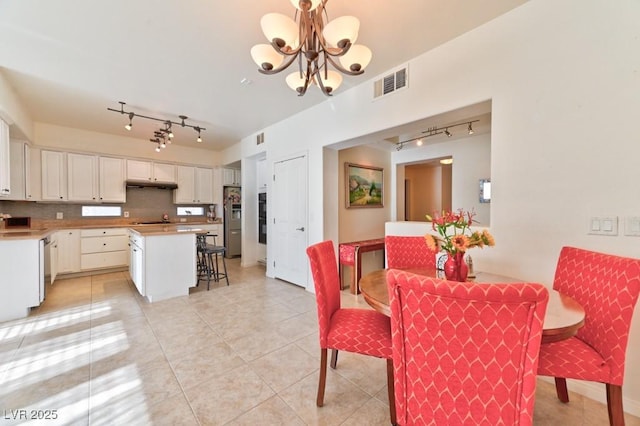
left=296, top=227, right=305, bottom=232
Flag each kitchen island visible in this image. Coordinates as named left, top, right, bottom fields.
left=128, top=225, right=207, bottom=302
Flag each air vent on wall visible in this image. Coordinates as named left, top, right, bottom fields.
left=373, top=65, right=408, bottom=99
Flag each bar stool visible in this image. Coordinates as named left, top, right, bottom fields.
left=196, top=233, right=229, bottom=289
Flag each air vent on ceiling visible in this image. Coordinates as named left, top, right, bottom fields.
left=373, top=65, right=408, bottom=99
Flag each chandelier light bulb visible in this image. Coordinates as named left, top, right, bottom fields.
left=323, top=16, right=360, bottom=48
left=339, top=44, right=372, bottom=72
left=160, top=141, right=166, bottom=148
left=125, top=123, right=132, bottom=131
left=316, top=70, right=343, bottom=93
left=261, top=13, right=298, bottom=48
left=289, top=0, right=321, bottom=11
left=286, top=72, right=307, bottom=93
left=251, top=44, right=284, bottom=71
left=155, top=145, right=161, bottom=153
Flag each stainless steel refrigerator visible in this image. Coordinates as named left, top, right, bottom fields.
left=223, top=186, right=241, bottom=258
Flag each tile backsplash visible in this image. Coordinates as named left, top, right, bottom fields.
left=0, top=187, right=208, bottom=223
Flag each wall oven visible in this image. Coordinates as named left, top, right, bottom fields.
left=258, top=192, right=267, bottom=244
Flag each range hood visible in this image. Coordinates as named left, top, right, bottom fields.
left=125, top=180, right=178, bottom=190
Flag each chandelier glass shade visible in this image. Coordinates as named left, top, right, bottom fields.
left=251, top=0, right=372, bottom=96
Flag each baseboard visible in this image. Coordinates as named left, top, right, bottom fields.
left=539, top=377, right=640, bottom=417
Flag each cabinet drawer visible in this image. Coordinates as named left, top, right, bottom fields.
left=81, top=235, right=128, bottom=253
left=81, top=251, right=128, bottom=270
left=80, top=228, right=127, bottom=238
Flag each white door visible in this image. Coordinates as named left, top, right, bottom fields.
left=272, top=155, right=308, bottom=287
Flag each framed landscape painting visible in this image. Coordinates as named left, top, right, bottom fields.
left=345, top=163, right=384, bottom=208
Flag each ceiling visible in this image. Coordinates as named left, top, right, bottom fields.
left=0, top=0, right=527, bottom=152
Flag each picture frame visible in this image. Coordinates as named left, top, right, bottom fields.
left=345, top=163, right=384, bottom=208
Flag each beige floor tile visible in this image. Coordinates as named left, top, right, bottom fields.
left=169, top=342, right=245, bottom=390
left=148, top=392, right=199, bottom=426
left=278, top=370, right=372, bottom=425
left=227, top=327, right=294, bottom=362
left=227, top=395, right=306, bottom=426
left=249, top=343, right=319, bottom=393
left=341, top=396, right=392, bottom=426
left=185, top=367, right=275, bottom=425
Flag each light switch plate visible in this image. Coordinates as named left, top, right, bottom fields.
left=624, top=217, right=640, bottom=236
left=589, top=216, right=618, bottom=236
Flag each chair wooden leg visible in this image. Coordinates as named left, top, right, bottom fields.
left=606, top=384, right=625, bottom=426
left=330, top=349, right=338, bottom=369
left=387, top=358, right=397, bottom=426
left=317, top=349, right=328, bottom=407
left=554, top=377, right=570, bottom=403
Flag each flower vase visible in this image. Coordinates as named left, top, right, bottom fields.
left=444, top=252, right=469, bottom=282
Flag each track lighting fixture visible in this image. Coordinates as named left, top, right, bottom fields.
left=107, top=101, right=206, bottom=151
left=125, top=113, right=134, bottom=131
left=395, top=120, right=480, bottom=151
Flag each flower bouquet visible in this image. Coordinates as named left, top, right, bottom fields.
left=424, top=209, right=495, bottom=281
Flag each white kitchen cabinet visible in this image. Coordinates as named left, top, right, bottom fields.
left=196, top=167, right=214, bottom=203
left=6, top=140, right=26, bottom=200
left=68, top=154, right=125, bottom=203
left=257, top=158, right=267, bottom=192
left=41, top=150, right=68, bottom=201
left=26, top=145, right=41, bottom=201
left=50, top=232, right=59, bottom=284
left=127, top=159, right=176, bottom=183
left=99, top=156, right=126, bottom=202
left=129, top=231, right=145, bottom=295
left=80, top=228, right=129, bottom=271
left=56, top=229, right=81, bottom=274
left=174, top=165, right=196, bottom=203
left=0, top=238, right=40, bottom=322
left=174, top=166, right=213, bottom=204
left=67, top=152, right=98, bottom=202
left=222, top=167, right=241, bottom=186
left=0, top=120, right=9, bottom=197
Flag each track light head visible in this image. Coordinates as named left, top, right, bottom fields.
left=444, top=128, right=452, bottom=137
left=468, top=122, right=474, bottom=135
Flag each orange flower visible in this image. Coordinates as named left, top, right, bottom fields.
left=424, top=234, right=438, bottom=251
left=482, top=229, right=495, bottom=247
left=451, top=234, right=469, bottom=252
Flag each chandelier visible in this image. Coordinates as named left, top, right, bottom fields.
left=250, top=0, right=372, bottom=96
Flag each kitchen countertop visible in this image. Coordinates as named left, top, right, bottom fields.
left=0, top=221, right=222, bottom=240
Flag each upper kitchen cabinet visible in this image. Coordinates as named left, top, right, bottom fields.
left=222, top=167, right=241, bottom=186
left=67, top=153, right=125, bottom=203
left=0, top=121, right=10, bottom=197
left=174, top=166, right=213, bottom=204
left=5, top=140, right=27, bottom=200
left=127, top=159, right=176, bottom=183
left=41, top=150, right=68, bottom=201
left=99, top=157, right=126, bottom=202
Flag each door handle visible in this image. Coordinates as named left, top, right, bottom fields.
left=296, top=227, right=305, bottom=231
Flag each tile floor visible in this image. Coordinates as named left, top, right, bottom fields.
left=1, top=259, right=639, bottom=425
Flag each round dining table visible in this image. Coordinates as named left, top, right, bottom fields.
left=359, top=269, right=586, bottom=344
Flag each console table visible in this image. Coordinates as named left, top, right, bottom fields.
left=338, top=238, right=386, bottom=294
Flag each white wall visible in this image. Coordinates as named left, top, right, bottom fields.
left=34, top=123, right=220, bottom=167
left=236, top=0, right=640, bottom=414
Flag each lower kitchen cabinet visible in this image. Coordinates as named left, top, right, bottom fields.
left=56, top=229, right=81, bottom=274
left=80, top=228, right=129, bottom=271
left=0, top=238, right=40, bottom=322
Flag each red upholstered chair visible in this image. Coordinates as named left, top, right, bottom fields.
left=537, top=246, right=640, bottom=426
left=387, top=270, right=548, bottom=426
left=307, top=241, right=396, bottom=425
left=385, top=235, right=437, bottom=269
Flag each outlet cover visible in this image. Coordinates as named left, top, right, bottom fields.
left=124, top=211, right=130, bottom=218
left=56, top=212, right=63, bottom=219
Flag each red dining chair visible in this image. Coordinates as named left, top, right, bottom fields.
left=385, top=235, right=437, bottom=269
left=387, top=270, right=548, bottom=425
left=537, top=246, right=640, bottom=426
left=307, top=241, right=396, bottom=425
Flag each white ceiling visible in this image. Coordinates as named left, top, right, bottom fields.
left=0, top=0, right=527, bottom=151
